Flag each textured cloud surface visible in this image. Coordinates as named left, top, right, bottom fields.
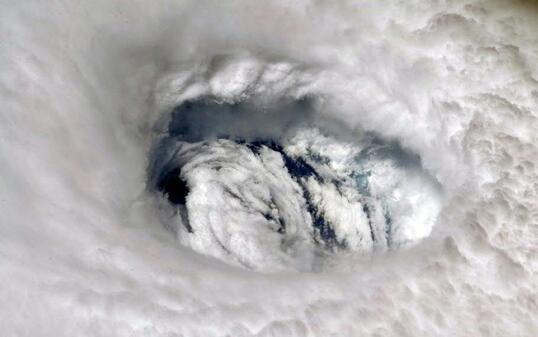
left=1, top=0, right=537, bottom=336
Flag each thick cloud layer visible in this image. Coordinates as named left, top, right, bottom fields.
left=1, top=0, right=537, bottom=336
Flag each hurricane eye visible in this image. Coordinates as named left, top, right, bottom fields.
left=149, top=98, right=443, bottom=272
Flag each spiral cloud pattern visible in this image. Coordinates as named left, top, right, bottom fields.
left=1, top=1, right=537, bottom=336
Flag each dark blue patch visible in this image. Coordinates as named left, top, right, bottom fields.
left=351, top=171, right=371, bottom=196
left=362, top=203, right=375, bottom=243
left=260, top=199, right=286, bottom=235
left=304, top=190, right=339, bottom=248
left=157, top=167, right=193, bottom=233
left=157, top=168, right=190, bottom=205
left=384, top=208, right=393, bottom=248
left=246, top=140, right=320, bottom=179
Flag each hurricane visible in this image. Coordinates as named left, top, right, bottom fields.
left=1, top=0, right=537, bottom=336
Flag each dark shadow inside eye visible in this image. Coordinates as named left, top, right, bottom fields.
left=167, top=97, right=316, bottom=142
left=157, top=168, right=189, bottom=205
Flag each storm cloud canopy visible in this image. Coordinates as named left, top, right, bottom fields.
left=1, top=0, right=537, bottom=336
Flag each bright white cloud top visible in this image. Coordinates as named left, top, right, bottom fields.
left=1, top=1, right=537, bottom=336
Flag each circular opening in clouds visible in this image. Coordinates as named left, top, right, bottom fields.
left=148, top=97, right=443, bottom=272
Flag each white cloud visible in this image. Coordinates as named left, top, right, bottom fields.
left=1, top=0, right=537, bottom=336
